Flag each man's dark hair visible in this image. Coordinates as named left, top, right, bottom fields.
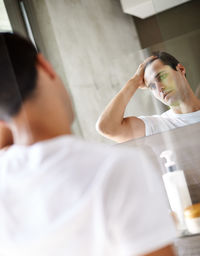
left=0, top=32, right=38, bottom=120
left=144, top=51, right=180, bottom=71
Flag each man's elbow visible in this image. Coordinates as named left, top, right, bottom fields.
left=96, top=118, right=118, bottom=137
left=96, top=118, right=109, bottom=136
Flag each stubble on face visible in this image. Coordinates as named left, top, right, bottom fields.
left=144, top=60, right=184, bottom=107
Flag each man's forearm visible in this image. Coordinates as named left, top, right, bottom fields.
left=96, top=76, right=140, bottom=134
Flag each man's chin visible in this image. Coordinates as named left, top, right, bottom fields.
left=159, top=97, right=180, bottom=107
left=167, top=99, right=180, bottom=107
left=163, top=93, right=180, bottom=107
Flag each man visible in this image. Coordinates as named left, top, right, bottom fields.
left=0, top=33, right=176, bottom=256
left=96, top=52, right=200, bottom=143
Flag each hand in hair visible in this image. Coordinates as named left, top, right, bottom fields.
left=133, top=56, right=156, bottom=89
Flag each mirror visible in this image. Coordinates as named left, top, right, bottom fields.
left=2, top=0, right=200, bottom=144
left=13, top=0, right=200, bottom=144
left=1, top=0, right=200, bottom=245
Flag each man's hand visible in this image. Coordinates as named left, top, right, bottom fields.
left=0, top=124, right=13, bottom=149
left=132, top=56, right=156, bottom=89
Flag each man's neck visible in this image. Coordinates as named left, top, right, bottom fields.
left=171, top=94, right=200, bottom=114
left=10, top=109, right=72, bottom=146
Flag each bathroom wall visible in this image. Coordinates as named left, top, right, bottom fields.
left=14, top=0, right=156, bottom=143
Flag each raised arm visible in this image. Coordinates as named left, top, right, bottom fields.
left=96, top=57, right=154, bottom=143
left=0, top=123, right=13, bottom=149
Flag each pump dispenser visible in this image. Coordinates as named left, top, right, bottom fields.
left=160, top=150, right=192, bottom=233
left=160, top=150, right=177, bottom=172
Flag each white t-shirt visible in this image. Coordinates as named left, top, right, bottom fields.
left=139, top=109, right=200, bottom=136
left=0, top=135, right=176, bottom=256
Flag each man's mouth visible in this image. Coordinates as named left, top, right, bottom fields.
left=163, top=90, right=173, bottom=100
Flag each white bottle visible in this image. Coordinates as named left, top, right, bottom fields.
left=160, top=150, right=192, bottom=232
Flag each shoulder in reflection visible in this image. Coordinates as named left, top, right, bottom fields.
left=96, top=52, right=200, bottom=143
left=0, top=32, right=177, bottom=256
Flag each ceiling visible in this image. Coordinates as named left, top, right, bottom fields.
left=120, top=0, right=191, bottom=19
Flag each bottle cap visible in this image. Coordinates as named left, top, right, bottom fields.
left=184, top=203, right=200, bottom=219
left=160, top=150, right=177, bottom=172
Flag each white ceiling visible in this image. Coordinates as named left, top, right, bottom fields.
left=120, top=0, right=191, bottom=19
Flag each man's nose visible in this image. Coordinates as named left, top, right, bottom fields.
left=157, top=82, right=165, bottom=93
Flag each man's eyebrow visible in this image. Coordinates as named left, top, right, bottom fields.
left=154, top=71, right=165, bottom=79
left=146, top=71, right=166, bottom=87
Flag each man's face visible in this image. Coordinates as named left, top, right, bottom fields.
left=144, top=59, right=187, bottom=107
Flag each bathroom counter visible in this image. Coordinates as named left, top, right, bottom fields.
left=175, top=233, right=200, bottom=256
left=119, top=122, right=200, bottom=203
left=119, top=122, right=200, bottom=255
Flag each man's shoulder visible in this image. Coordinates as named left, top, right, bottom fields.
left=139, top=109, right=172, bottom=119
left=0, top=134, right=137, bottom=159
left=161, top=109, right=200, bottom=119
left=160, top=109, right=173, bottom=118
left=48, top=136, right=149, bottom=177
left=0, top=135, right=153, bottom=189
left=0, top=135, right=141, bottom=170
left=67, top=136, right=143, bottom=165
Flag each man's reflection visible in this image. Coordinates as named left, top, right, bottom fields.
left=96, top=52, right=200, bottom=143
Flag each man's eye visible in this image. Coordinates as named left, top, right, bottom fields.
left=158, top=73, right=168, bottom=81
left=148, top=83, right=156, bottom=90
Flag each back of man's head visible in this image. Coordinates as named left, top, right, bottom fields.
left=0, top=33, right=38, bottom=121
left=145, top=51, right=180, bottom=71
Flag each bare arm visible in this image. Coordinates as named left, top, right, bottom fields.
left=96, top=57, right=154, bottom=143
left=96, top=76, right=145, bottom=143
left=142, top=244, right=176, bottom=256
left=0, top=123, right=13, bottom=149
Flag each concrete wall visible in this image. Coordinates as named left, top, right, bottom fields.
left=22, top=0, right=160, bottom=143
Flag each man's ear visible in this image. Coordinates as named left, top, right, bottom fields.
left=176, top=63, right=186, bottom=76
left=0, top=120, right=8, bottom=127
left=36, top=53, right=56, bottom=79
